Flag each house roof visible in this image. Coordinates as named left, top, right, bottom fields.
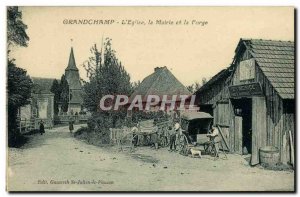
left=196, top=39, right=295, bottom=100
left=31, top=77, right=56, bottom=94
left=241, top=39, right=294, bottom=99
left=130, top=66, right=191, bottom=102
left=195, top=68, right=231, bottom=94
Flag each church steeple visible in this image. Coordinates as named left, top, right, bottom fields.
left=65, top=47, right=78, bottom=71
left=64, top=46, right=81, bottom=90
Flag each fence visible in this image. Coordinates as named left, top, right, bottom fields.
left=54, top=114, right=91, bottom=124
left=18, top=118, right=54, bottom=134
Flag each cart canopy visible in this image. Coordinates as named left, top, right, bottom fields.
left=181, top=111, right=213, bottom=121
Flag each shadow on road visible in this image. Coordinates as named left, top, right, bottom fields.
left=19, top=128, right=73, bottom=149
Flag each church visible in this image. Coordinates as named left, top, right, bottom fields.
left=19, top=46, right=84, bottom=130
left=62, top=47, right=83, bottom=114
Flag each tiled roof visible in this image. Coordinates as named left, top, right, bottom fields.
left=130, top=66, right=191, bottom=102
left=69, top=89, right=83, bottom=104
left=244, top=39, right=294, bottom=99
left=31, top=77, right=56, bottom=94
left=195, top=68, right=231, bottom=94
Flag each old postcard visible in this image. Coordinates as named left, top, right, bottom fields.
left=7, top=6, right=295, bottom=192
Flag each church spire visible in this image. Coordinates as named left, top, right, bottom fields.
left=65, top=47, right=78, bottom=71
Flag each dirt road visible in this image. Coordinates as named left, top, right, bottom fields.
left=7, top=125, right=294, bottom=191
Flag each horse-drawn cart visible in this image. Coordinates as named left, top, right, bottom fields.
left=179, top=111, right=228, bottom=158
left=109, top=119, right=172, bottom=151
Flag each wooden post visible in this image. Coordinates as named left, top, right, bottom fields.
left=234, top=116, right=243, bottom=154
left=251, top=97, right=267, bottom=165
left=289, top=130, right=294, bottom=167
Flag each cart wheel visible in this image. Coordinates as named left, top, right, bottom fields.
left=210, top=144, right=218, bottom=158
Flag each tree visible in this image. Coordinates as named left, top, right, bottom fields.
left=7, top=60, right=32, bottom=146
left=201, top=77, right=207, bottom=86
left=50, top=79, right=61, bottom=115
left=82, top=38, right=133, bottom=112
left=7, top=6, right=29, bottom=53
left=82, top=38, right=133, bottom=134
left=186, top=81, right=201, bottom=93
left=60, top=75, right=69, bottom=113
left=186, top=84, right=194, bottom=93
left=7, top=6, right=31, bottom=147
left=132, top=80, right=141, bottom=92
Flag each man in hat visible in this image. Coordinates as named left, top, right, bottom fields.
left=169, top=122, right=180, bottom=151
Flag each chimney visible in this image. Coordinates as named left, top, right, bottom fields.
left=154, top=67, right=162, bottom=72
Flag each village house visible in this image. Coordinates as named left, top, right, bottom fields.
left=129, top=66, right=192, bottom=113
left=195, top=39, right=294, bottom=166
left=19, top=77, right=55, bottom=129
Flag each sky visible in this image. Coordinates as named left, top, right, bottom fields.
left=10, top=6, right=294, bottom=86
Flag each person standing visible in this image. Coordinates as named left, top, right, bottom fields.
left=169, top=122, right=180, bottom=151
left=39, top=120, right=45, bottom=135
left=131, top=125, right=139, bottom=147
left=151, top=125, right=159, bottom=150
left=69, top=120, right=74, bottom=133
left=207, top=125, right=220, bottom=157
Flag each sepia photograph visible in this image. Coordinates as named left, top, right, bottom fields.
left=6, top=6, right=295, bottom=192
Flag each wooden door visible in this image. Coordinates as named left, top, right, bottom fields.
left=234, top=116, right=243, bottom=154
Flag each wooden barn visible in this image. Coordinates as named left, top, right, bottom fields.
left=195, top=39, right=295, bottom=166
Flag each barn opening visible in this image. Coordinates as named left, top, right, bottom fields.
left=198, top=104, right=213, bottom=116
left=232, top=98, right=252, bottom=154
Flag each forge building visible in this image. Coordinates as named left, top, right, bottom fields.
left=195, top=39, right=295, bottom=166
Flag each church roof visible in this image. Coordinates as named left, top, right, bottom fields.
left=69, top=89, right=83, bottom=104
left=65, top=47, right=78, bottom=71
left=65, top=46, right=82, bottom=90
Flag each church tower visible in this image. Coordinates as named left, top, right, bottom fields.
left=65, top=47, right=83, bottom=114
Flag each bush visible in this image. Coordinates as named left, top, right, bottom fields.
left=79, top=110, right=171, bottom=145
left=74, top=127, right=89, bottom=137
left=8, top=128, right=28, bottom=148
left=85, top=110, right=129, bottom=144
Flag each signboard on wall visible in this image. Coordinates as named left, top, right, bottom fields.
left=229, top=82, right=263, bottom=98
left=239, top=58, right=255, bottom=81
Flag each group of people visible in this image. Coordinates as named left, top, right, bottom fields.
left=130, top=120, right=220, bottom=158
left=130, top=121, right=185, bottom=151
left=39, top=119, right=75, bottom=135
left=169, top=123, right=220, bottom=157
